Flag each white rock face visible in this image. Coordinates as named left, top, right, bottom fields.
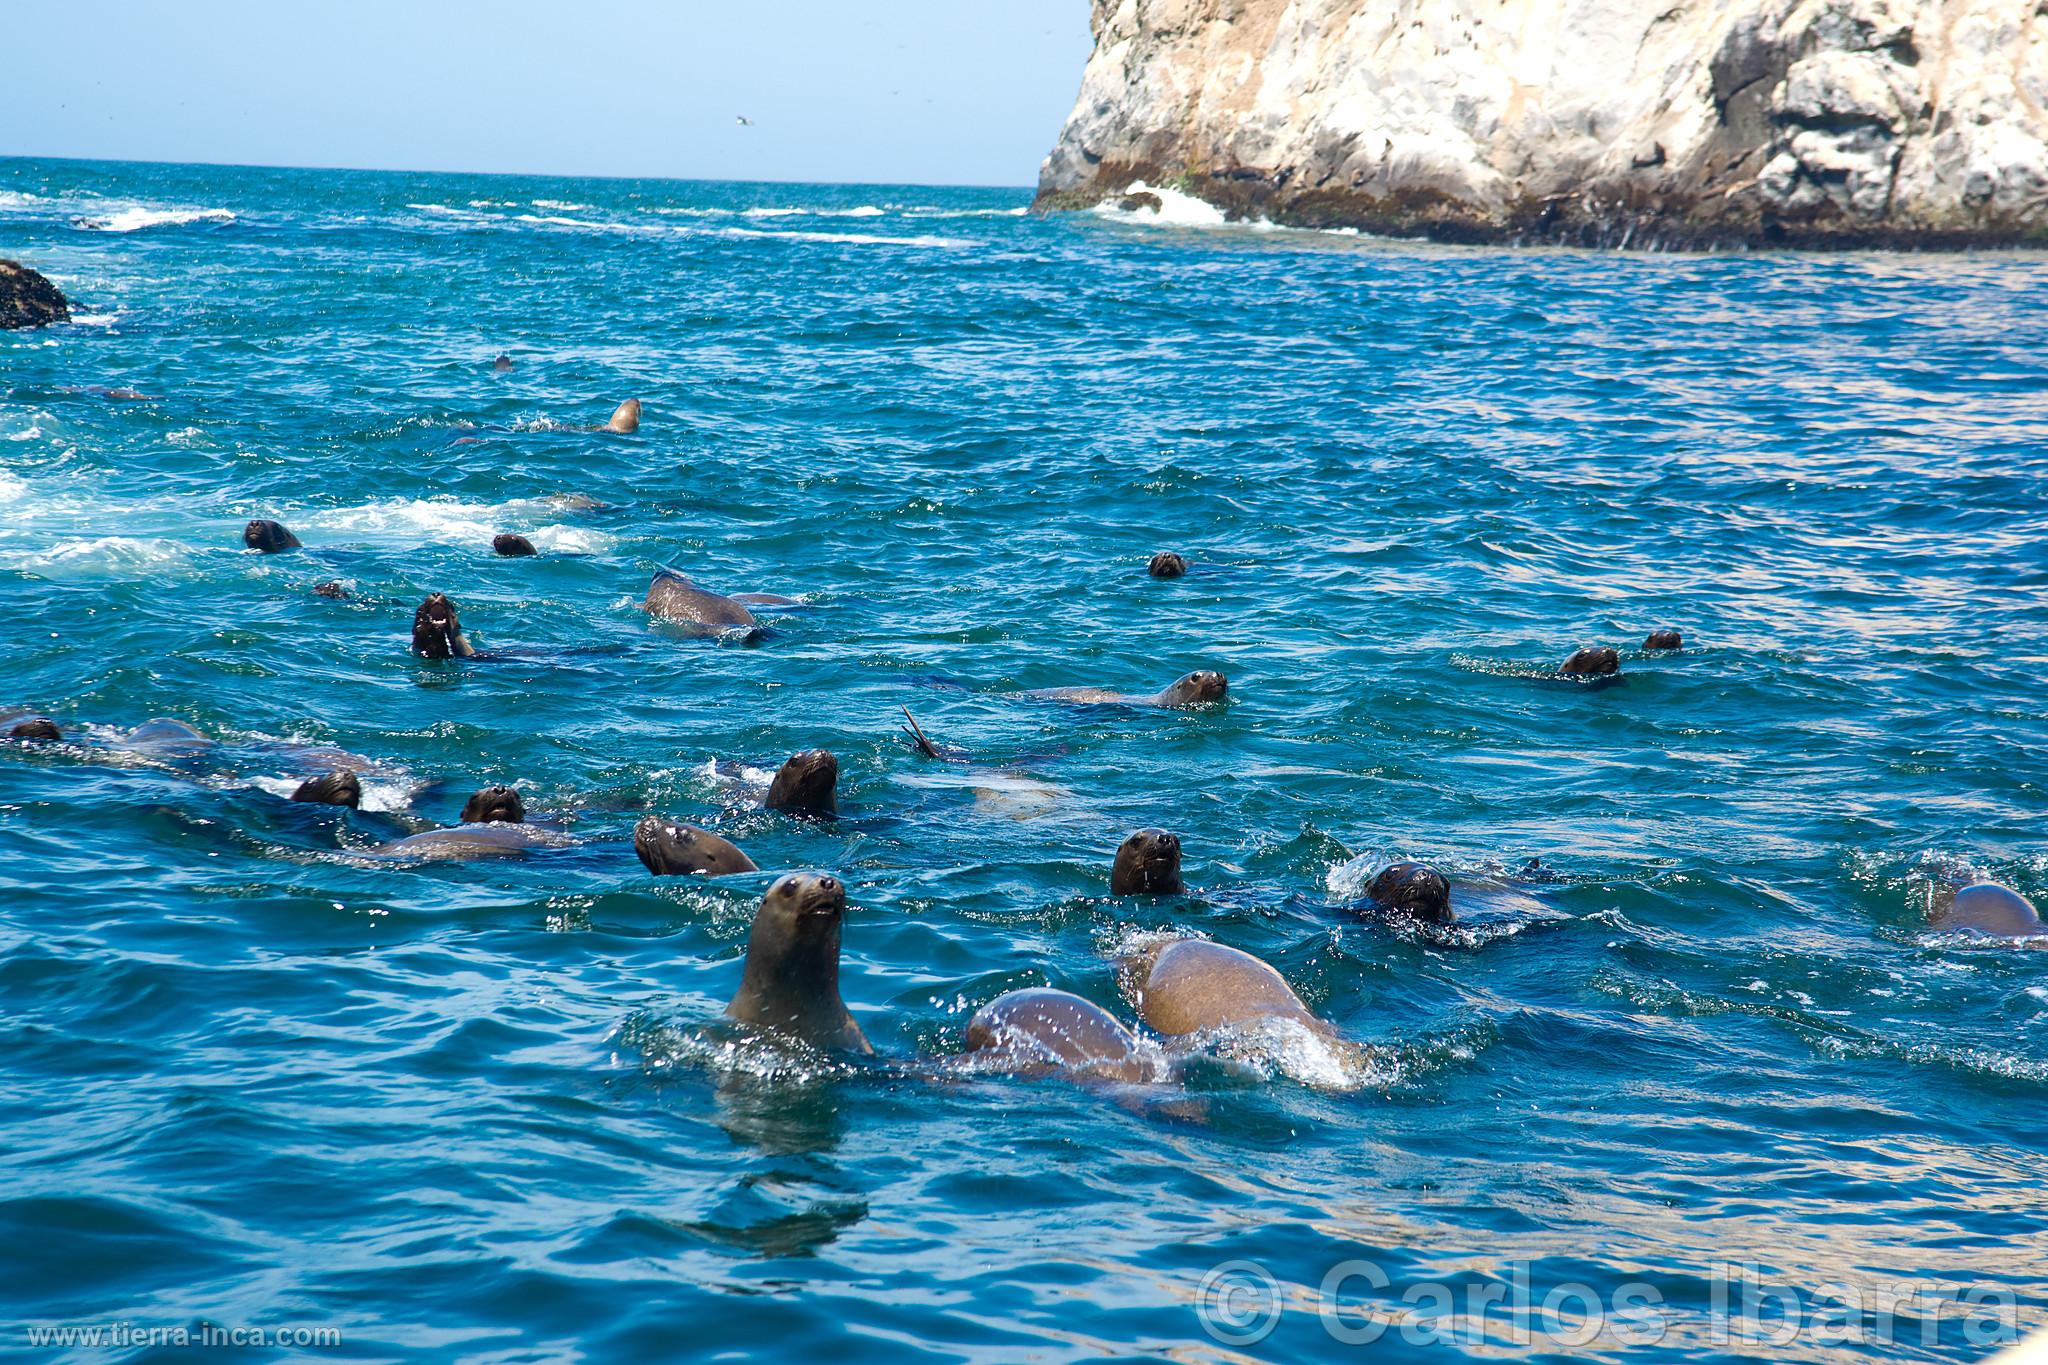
left=1036, top=0, right=2048, bottom=246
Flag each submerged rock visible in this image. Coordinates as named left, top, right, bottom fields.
left=1035, top=0, right=2048, bottom=249
left=0, top=259, right=70, bottom=329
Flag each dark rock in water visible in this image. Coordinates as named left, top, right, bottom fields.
left=493, top=533, right=538, bottom=557
left=1117, top=192, right=1164, bottom=213
left=0, top=260, right=70, bottom=330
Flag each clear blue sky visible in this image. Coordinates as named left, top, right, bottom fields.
left=7, top=1, right=1092, bottom=188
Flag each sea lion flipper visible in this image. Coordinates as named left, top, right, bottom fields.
left=901, top=706, right=942, bottom=760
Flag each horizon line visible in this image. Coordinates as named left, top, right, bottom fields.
left=0, top=150, right=1039, bottom=195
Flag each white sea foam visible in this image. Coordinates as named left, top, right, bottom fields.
left=723, top=226, right=970, bottom=249
left=0, top=470, right=28, bottom=500
left=513, top=213, right=661, bottom=236
left=2, top=427, right=40, bottom=444
left=77, top=206, right=235, bottom=233
left=307, top=496, right=616, bottom=553
left=67, top=312, right=120, bottom=327
left=0, top=191, right=47, bottom=210
left=12, top=536, right=194, bottom=576
left=1092, top=181, right=1234, bottom=229
left=530, top=199, right=591, bottom=211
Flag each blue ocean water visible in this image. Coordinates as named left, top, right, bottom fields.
left=2, top=155, right=2046, bottom=1363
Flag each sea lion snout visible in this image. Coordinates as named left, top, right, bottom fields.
left=1643, top=629, right=1683, bottom=651
left=1148, top=551, right=1188, bottom=578
left=243, top=518, right=301, bottom=554
left=460, top=785, right=525, bottom=824
left=1366, top=860, right=1453, bottom=923
left=412, top=592, right=467, bottom=659
left=292, top=769, right=362, bottom=809
left=1560, top=646, right=1620, bottom=676
left=766, top=748, right=839, bottom=816
left=1112, top=828, right=1185, bottom=895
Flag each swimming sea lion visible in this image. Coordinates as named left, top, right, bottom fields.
left=7, top=717, right=61, bottom=742
left=1120, top=938, right=1334, bottom=1039
left=413, top=593, right=478, bottom=659
left=1111, top=829, right=1184, bottom=895
left=1560, top=646, right=1620, bottom=676
left=371, top=786, right=552, bottom=860
left=492, top=533, right=538, bottom=557
left=313, top=581, right=350, bottom=600
left=1363, top=860, right=1453, bottom=923
left=643, top=570, right=759, bottom=637
left=726, top=872, right=871, bottom=1054
left=1644, top=630, right=1683, bottom=651
left=542, top=493, right=605, bottom=513
left=291, top=769, right=361, bottom=808
left=122, top=718, right=216, bottom=759
left=635, top=817, right=758, bottom=876
left=1148, top=552, right=1188, bottom=579
left=491, top=354, right=513, bottom=371
left=1031, top=670, right=1228, bottom=709
left=460, top=785, right=525, bottom=824
left=765, top=749, right=838, bottom=817
left=605, top=399, right=641, bottom=434
left=964, top=988, right=1153, bottom=1082
left=1933, top=883, right=2045, bottom=938
left=244, top=519, right=301, bottom=554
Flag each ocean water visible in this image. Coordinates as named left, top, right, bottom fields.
left=2, top=155, right=2046, bottom=1362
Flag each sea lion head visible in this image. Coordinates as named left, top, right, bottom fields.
left=313, top=581, right=349, bottom=600
left=7, top=717, right=61, bottom=742
left=1366, top=860, right=1453, bottom=923
left=607, top=398, right=641, bottom=434
left=1148, top=551, right=1188, bottom=579
left=460, top=785, right=525, bottom=824
left=728, top=872, right=869, bottom=1052
left=1644, top=629, right=1683, bottom=651
left=1111, top=828, right=1184, bottom=895
left=492, top=533, right=538, bottom=557
left=412, top=593, right=465, bottom=659
left=766, top=748, right=838, bottom=816
left=1937, top=882, right=2045, bottom=937
left=491, top=354, right=513, bottom=371
left=291, top=769, right=362, bottom=809
left=1160, top=670, right=1228, bottom=706
left=1560, top=646, right=1620, bottom=676
left=243, top=519, right=301, bottom=554
left=634, top=816, right=758, bottom=876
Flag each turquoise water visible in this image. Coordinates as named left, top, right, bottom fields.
left=3, top=156, right=2046, bottom=1362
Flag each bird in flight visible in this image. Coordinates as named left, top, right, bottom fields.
left=735, top=115, right=753, bottom=126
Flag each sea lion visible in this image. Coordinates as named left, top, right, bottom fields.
left=1030, top=670, right=1228, bottom=709
left=491, top=354, right=513, bottom=371
left=313, top=581, right=350, bottom=600
left=643, top=570, right=759, bottom=637
left=1363, top=860, right=1454, bottom=923
left=1111, top=829, right=1184, bottom=895
left=291, top=770, right=361, bottom=808
left=1644, top=630, right=1683, bottom=651
left=605, top=399, right=641, bottom=434
left=412, top=593, right=478, bottom=659
left=460, top=785, right=525, bottom=824
left=7, top=717, right=61, bottom=742
left=726, top=872, right=871, bottom=1054
left=1560, top=646, right=1620, bottom=676
left=244, top=519, right=301, bottom=554
left=492, top=533, right=538, bottom=557
left=122, top=718, right=216, bottom=759
left=964, top=988, right=1153, bottom=1082
left=1148, top=552, right=1188, bottom=579
left=371, top=785, right=551, bottom=860
left=1120, top=938, right=1335, bottom=1039
left=765, top=749, right=838, bottom=817
left=635, top=817, right=758, bottom=876
left=543, top=493, right=605, bottom=512
left=1933, top=883, right=2046, bottom=938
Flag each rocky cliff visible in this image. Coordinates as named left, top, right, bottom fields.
left=1035, top=0, right=2048, bottom=247
left=0, top=259, right=70, bottom=329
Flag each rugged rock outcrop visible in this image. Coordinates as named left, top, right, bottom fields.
left=1035, top=0, right=2048, bottom=248
left=0, top=259, right=70, bottom=328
